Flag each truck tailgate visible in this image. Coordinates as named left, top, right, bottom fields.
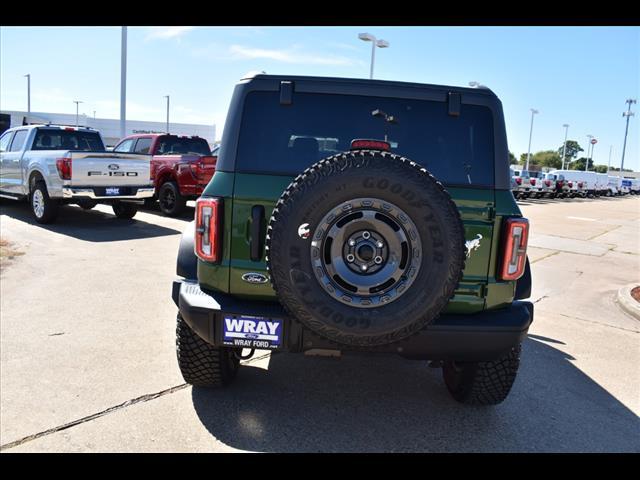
left=69, top=152, right=151, bottom=187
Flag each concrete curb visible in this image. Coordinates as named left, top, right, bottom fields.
left=616, top=284, right=640, bottom=321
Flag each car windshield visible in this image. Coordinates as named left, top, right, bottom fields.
left=32, top=129, right=105, bottom=151
left=235, top=91, right=496, bottom=187
left=156, top=136, right=211, bottom=156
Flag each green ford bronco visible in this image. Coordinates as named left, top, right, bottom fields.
left=172, top=74, right=533, bottom=405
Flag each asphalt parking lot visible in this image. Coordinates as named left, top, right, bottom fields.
left=1, top=195, right=639, bottom=453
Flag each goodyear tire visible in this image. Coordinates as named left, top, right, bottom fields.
left=266, top=150, right=465, bottom=348
left=442, top=344, right=522, bottom=405
left=176, top=314, right=240, bottom=387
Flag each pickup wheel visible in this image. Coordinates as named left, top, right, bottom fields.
left=158, top=181, right=186, bottom=217
left=442, top=344, right=522, bottom=405
left=176, top=314, right=240, bottom=387
left=30, top=181, right=59, bottom=224
left=78, top=200, right=97, bottom=210
left=112, top=202, right=138, bottom=219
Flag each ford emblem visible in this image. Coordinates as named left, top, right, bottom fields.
left=108, top=164, right=120, bottom=171
left=242, top=273, right=269, bottom=284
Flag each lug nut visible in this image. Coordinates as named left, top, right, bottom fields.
left=362, top=231, right=371, bottom=239
left=348, top=239, right=356, bottom=247
left=374, top=256, right=383, bottom=264
left=346, top=254, right=355, bottom=263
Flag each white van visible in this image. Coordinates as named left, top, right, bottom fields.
left=620, top=178, right=633, bottom=195
left=628, top=179, right=639, bottom=195
left=607, top=175, right=621, bottom=196
left=595, top=173, right=610, bottom=196
left=549, top=170, right=591, bottom=198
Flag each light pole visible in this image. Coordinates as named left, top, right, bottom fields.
left=561, top=124, right=569, bottom=170
left=164, top=95, right=170, bottom=133
left=73, top=100, right=83, bottom=127
left=24, top=74, right=31, bottom=115
left=358, top=32, right=389, bottom=79
left=608, top=145, right=613, bottom=174
left=93, top=110, right=96, bottom=120
left=620, top=98, right=636, bottom=175
left=585, top=135, right=594, bottom=171
left=525, top=108, right=538, bottom=171
left=120, top=26, right=127, bottom=139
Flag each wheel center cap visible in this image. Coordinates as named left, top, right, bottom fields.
left=357, top=244, right=374, bottom=261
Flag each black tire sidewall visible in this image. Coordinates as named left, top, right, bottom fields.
left=112, top=202, right=138, bottom=219
left=159, top=181, right=186, bottom=216
left=267, top=151, right=465, bottom=347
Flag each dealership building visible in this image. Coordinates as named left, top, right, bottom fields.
left=0, top=110, right=216, bottom=148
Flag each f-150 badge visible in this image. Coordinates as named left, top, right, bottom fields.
left=465, top=234, right=483, bottom=258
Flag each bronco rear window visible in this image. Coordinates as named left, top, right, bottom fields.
left=235, top=91, right=495, bottom=187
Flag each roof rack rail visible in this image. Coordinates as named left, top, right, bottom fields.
left=35, top=123, right=97, bottom=130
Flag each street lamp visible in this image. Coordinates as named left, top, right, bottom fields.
left=24, top=74, right=31, bottom=115
left=73, top=100, right=83, bottom=127
left=358, top=32, right=389, bottom=80
left=585, top=134, right=594, bottom=171
left=120, top=26, right=127, bottom=139
left=525, top=108, right=539, bottom=171
left=620, top=98, right=636, bottom=174
left=608, top=145, right=614, bottom=174
left=164, top=95, right=170, bottom=133
left=561, top=124, right=569, bottom=170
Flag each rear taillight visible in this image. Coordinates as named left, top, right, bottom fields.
left=557, top=180, right=564, bottom=187
left=578, top=182, right=583, bottom=188
left=56, top=157, right=72, bottom=180
left=530, top=178, right=536, bottom=186
left=499, top=218, right=529, bottom=281
left=195, top=198, right=222, bottom=262
left=544, top=180, right=551, bottom=187
left=515, top=177, right=522, bottom=185
left=568, top=181, right=573, bottom=188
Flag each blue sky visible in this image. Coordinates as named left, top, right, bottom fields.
left=1, top=26, right=638, bottom=170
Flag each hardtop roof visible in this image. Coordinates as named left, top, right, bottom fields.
left=241, top=73, right=498, bottom=98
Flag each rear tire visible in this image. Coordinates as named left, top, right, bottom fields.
left=78, top=200, right=97, bottom=210
left=442, top=344, right=522, bottom=405
left=112, top=202, right=138, bottom=219
left=30, top=180, right=59, bottom=224
left=176, top=314, right=240, bottom=387
left=158, top=181, right=186, bottom=217
left=143, top=197, right=157, bottom=209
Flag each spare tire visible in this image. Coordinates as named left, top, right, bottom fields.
left=266, top=150, right=465, bottom=347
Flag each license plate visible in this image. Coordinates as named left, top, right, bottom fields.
left=105, top=187, right=120, bottom=196
left=223, top=315, right=283, bottom=349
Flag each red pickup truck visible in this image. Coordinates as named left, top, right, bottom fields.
left=113, top=134, right=217, bottom=216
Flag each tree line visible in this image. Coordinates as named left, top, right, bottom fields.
left=509, top=141, right=633, bottom=173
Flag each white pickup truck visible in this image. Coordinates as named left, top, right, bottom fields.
left=0, top=124, right=154, bottom=223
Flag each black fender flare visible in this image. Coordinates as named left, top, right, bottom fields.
left=176, top=221, right=197, bottom=280
left=515, top=256, right=532, bottom=300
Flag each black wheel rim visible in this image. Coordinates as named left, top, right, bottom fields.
left=309, top=198, right=422, bottom=308
left=161, top=188, right=175, bottom=210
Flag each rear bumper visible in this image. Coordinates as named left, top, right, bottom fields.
left=172, top=279, right=534, bottom=361
left=62, top=186, right=155, bottom=200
